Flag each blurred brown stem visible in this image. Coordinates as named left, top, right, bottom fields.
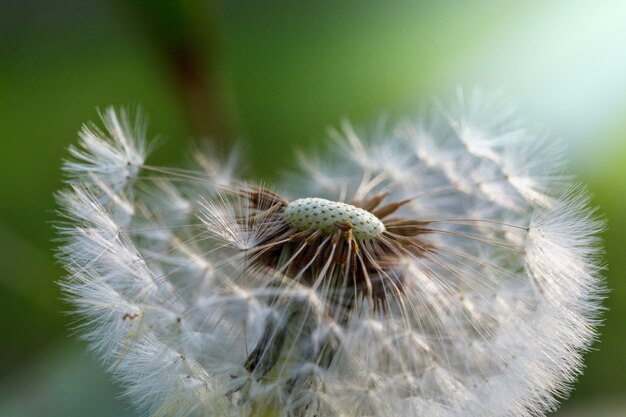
left=122, top=0, right=234, bottom=145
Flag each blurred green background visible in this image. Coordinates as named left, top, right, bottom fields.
left=1, top=1, right=625, bottom=416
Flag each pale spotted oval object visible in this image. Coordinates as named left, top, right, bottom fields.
left=283, top=197, right=385, bottom=240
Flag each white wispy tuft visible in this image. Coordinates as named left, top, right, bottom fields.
left=56, top=92, right=605, bottom=417
left=63, top=107, right=148, bottom=195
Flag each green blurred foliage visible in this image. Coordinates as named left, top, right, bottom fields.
left=0, top=0, right=624, bottom=415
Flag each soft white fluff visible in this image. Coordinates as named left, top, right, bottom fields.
left=56, top=94, right=605, bottom=417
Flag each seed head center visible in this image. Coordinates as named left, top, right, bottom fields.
left=283, top=198, right=385, bottom=240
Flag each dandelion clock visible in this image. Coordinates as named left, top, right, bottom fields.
left=55, top=91, right=605, bottom=417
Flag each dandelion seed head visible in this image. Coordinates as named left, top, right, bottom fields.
left=56, top=92, right=605, bottom=417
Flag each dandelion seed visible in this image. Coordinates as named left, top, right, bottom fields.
left=56, top=93, right=605, bottom=417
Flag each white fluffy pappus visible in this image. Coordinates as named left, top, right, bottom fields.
left=55, top=91, right=605, bottom=417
